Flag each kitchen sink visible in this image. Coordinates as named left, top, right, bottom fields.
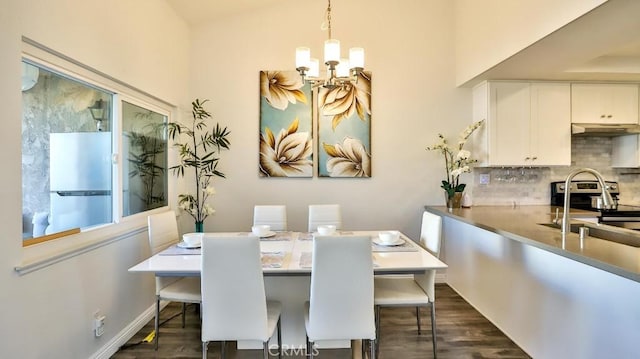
left=538, top=222, right=640, bottom=248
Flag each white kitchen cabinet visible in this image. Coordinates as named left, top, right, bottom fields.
left=472, top=81, right=571, bottom=166
left=571, top=83, right=639, bottom=124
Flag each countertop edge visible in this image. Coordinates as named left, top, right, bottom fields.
left=425, top=206, right=640, bottom=283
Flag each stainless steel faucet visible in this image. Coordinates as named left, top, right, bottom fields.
left=561, top=168, right=614, bottom=239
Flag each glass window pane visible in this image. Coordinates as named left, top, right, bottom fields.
left=122, top=101, right=168, bottom=216
left=22, top=60, right=113, bottom=239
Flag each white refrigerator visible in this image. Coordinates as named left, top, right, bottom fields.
left=48, top=132, right=112, bottom=234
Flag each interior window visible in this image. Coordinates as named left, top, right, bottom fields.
left=21, top=60, right=113, bottom=240
left=122, top=101, right=168, bottom=216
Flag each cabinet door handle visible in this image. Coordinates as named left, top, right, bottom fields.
left=607, top=115, right=612, bottom=118
left=601, top=114, right=606, bottom=118
left=524, top=157, right=530, bottom=161
left=532, top=156, right=537, bottom=161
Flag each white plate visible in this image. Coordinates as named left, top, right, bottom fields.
left=177, top=241, right=201, bottom=249
left=373, top=237, right=404, bottom=246
left=259, top=231, right=277, bottom=238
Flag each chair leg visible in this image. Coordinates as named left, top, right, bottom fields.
left=430, top=303, right=438, bottom=358
left=375, top=306, right=381, bottom=356
left=416, top=306, right=422, bottom=334
left=202, top=341, right=208, bottom=359
left=277, top=318, right=282, bottom=359
left=221, top=340, right=226, bottom=359
left=306, top=336, right=312, bottom=359
left=263, top=341, right=269, bottom=359
left=369, top=339, right=376, bottom=359
left=182, top=302, right=187, bottom=328
left=154, top=297, right=160, bottom=350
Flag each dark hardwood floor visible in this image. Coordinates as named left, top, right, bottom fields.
left=112, top=284, right=531, bottom=358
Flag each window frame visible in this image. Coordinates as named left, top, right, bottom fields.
left=117, top=94, right=172, bottom=222
left=20, top=40, right=176, bottom=253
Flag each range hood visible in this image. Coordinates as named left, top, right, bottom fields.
left=571, top=123, right=640, bottom=136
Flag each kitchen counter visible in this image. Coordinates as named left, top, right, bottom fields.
left=426, top=205, right=640, bottom=359
left=425, top=205, right=640, bottom=282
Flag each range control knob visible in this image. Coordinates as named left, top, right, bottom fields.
left=609, top=184, right=617, bottom=191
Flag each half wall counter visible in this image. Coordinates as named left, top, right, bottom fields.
left=425, top=205, right=640, bottom=359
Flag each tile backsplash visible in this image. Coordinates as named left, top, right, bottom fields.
left=470, top=136, right=640, bottom=206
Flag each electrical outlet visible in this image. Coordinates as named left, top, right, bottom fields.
left=479, top=174, right=490, bottom=185
left=94, top=311, right=106, bottom=337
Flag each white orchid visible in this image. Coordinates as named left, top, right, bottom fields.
left=455, top=150, right=471, bottom=161
left=203, top=204, right=216, bottom=216
left=427, top=120, right=484, bottom=198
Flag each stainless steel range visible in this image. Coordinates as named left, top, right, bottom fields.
left=550, top=180, right=640, bottom=230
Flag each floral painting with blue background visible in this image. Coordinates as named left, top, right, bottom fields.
left=259, top=71, right=313, bottom=177
left=318, top=72, right=372, bottom=177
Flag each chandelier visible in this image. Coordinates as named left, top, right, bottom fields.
left=295, top=0, right=365, bottom=89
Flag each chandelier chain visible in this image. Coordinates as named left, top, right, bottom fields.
left=327, top=0, right=332, bottom=39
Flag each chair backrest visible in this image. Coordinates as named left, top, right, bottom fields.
left=148, top=211, right=181, bottom=293
left=148, top=210, right=179, bottom=255
left=308, top=235, right=375, bottom=341
left=415, top=211, right=443, bottom=301
left=308, top=204, right=342, bottom=232
left=420, top=211, right=442, bottom=258
left=253, top=205, right=287, bottom=231
left=200, top=235, right=270, bottom=341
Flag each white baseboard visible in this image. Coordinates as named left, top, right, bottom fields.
left=89, top=303, right=158, bottom=359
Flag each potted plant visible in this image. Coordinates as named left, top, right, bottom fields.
left=427, top=120, right=484, bottom=209
left=168, top=99, right=231, bottom=232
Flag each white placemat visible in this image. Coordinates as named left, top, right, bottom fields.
left=261, top=251, right=285, bottom=268
left=238, top=231, right=295, bottom=241
left=159, top=245, right=201, bottom=255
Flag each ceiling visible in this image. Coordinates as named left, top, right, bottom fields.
left=166, top=0, right=640, bottom=86
left=165, top=0, right=286, bottom=26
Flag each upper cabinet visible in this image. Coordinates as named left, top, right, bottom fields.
left=472, top=81, right=571, bottom=167
left=571, top=84, right=639, bottom=124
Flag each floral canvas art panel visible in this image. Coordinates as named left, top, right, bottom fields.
left=317, top=72, right=372, bottom=178
left=259, top=71, right=313, bottom=177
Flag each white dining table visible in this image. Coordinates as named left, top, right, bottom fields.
left=129, top=230, right=447, bottom=351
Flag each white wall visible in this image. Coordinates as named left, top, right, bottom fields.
left=186, top=0, right=471, bottom=238
left=0, top=1, right=190, bottom=358
left=455, top=0, right=606, bottom=86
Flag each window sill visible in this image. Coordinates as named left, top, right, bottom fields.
left=15, top=216, right=148, bottom=276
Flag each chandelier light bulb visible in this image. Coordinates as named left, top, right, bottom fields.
left=349, top=47, right=365, bottom=69
left=308, top=58, right=320, bottom=78
left=296, top=47, right=311, bottom=69
left=336, top=58, right=350, bottom=77
left=324, top=39, right=340, bottom=64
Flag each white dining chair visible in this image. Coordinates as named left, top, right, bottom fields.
left=305, top=235, right=376, bottom=359
left=253, top=205, right=287, bottom=231
left=373, top=211, right=442, bottom=357
left=200, top=235, right=282, bottom=359
left=147, top=210, right=201, bottom=350
left=307, top=204, right=342, bottom=232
